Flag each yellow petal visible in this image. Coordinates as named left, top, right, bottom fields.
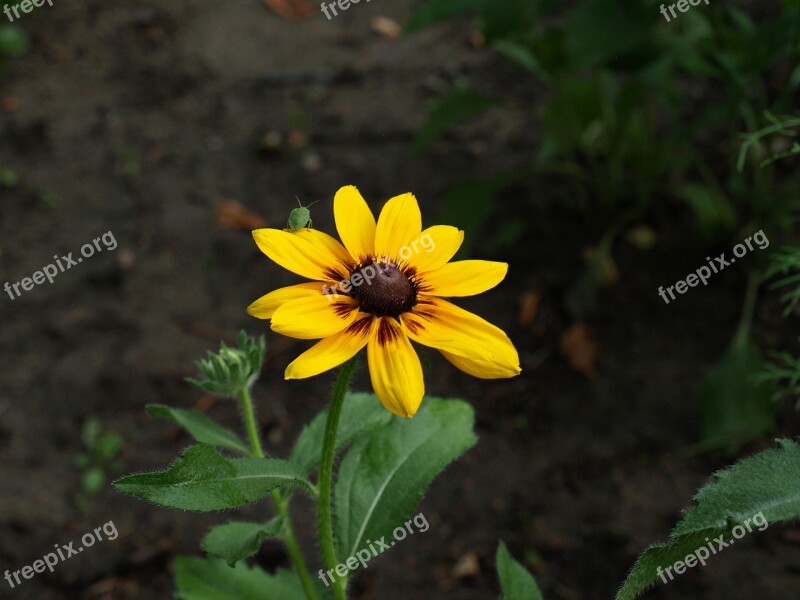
left=285, top=315, right=377, bottom=379
left=439, top=348, right=520, bottom=379
left=253, top=228, right=348, bottom=281
left=334, top=185, right=376, bottom=263
left=289, top=228, right=354, bottom=272
left=374, top=193, right=422, bottom=258
left=271, top=294, right=359, bottom=339
left=402, top=225, right=464, bottom=274
left=401, top=297, right=520, bottom=378
left=367, top=318, right=424, bottom=417
left=418, top=260, right=508, bottom=297
left=247, top=282, right=324, bottom=319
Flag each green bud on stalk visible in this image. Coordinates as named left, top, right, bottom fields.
left=186, top=331, right=266, bottom=398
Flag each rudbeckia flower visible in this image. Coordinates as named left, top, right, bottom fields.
left=247, top=185, right=521, bottom=417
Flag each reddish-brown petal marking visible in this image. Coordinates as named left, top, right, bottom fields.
left=345, top=315, right=374, bottom=336
left=403, top=317, right=423, bottom=336
left=325, top=266, right=351, bottom=282
left=333, top=301, right=357, bottom=318
left=376, top=318, right=400, bottom=346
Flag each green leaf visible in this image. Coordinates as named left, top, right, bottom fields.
left=0, top=25, right=29, bottom=57
left=699, top=342, right=777, bottom=453
left=616, top=439, right=800, bottom=600
left=74, top=453, right=90, bottom=469
left=97, top=433, right=123, bottom=461
left=113, top=444, right=313, bottom=511
left=404, top=0, right=488, bottom=34
left=82, top=467, right=105, bottom=495
left=412, top=88, right=494, bottom=154
left=679, top=183, right=736, bottom=242
left=492, top=40, right=542, bottom=74
left=565, top=0, right=653, bottom=70
left=443, top=172, right=517, bottom=258
left=202, top=518, right=285, bottom=567
left=82, top=418, right=101, bottom=448
left=0, top=167, right=19, bottom=188
left=147, top=404, right=250, bottom=455
left=334, top=397, right=477, bottom=561
left=290, top=392, right=392, bottom=475
left=175, top=557, right=308, bottom=600
left=497, top=542, right=544, bottom=600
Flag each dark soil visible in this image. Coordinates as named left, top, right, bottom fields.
left=1, top=1, right=799, bottom=599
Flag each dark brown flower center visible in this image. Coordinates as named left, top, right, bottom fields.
left=349, top=259, right=417, bottom=317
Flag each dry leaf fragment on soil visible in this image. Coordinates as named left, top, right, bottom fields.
left=451, top=551, right=480, bottom=578
left=559, top=322, right=599, bottom=378
left=216, top=200, right=268, bottom=231
left=518, top=289, right=542, bottom=326
left=264, top=0, right=314, bottom=20
left=370, top=15, right=402, bottom=38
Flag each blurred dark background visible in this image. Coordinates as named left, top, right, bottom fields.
left=1, top=0, right=799, bottom=598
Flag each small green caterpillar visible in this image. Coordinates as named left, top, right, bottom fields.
left=287, top=197, right=320, bottom=230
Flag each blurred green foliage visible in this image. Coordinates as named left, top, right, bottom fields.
left=407, top=0, right=800, bottom=244
left=74, top=418, right=124, bottom=512
left=408, top=0, right=800, bottom=451
left=0, top=3, right=28, bottom=69
left=751, top=246, right=800, bottom=416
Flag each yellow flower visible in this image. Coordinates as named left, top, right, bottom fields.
left=247, top=185, right=521, bottom=417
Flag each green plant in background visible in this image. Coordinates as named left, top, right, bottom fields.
left=763, top=244, right=800, bottom=315
left=407, top=0, right=800, bottom=233
left=752, top=246, right=800, bottom=410
left=757, top=352, right=800, bottom=409
left=737, top=113, right=800, bottom=171
left=74, top=418, right=123, bottom=512
left=698, top=274, right=778, bottom=454
left=0, top=164, right=18, bottom=188
left=406, top=0, right=800, bottom=451
left=0, top=2, right=28, bottom=70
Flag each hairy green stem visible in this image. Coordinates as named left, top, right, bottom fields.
left=238, top=388, right=265, bottom=458
left=317, top=355, right=360, bottom=600
left=238, top=389, right=318, bottom=600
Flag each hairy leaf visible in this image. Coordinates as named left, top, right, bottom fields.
left=175, top=557, right=307, bottom=599
left=334, top=398, right=477, bottom=561
left=616, top=439, right=800, bottom=600
left=290, top=392, right=392, bottom=475
left=202, top=518, right=285, bottom=566
left=114, top=445, right=312, bottom=511
left=146, top=404, right=250, bottom=455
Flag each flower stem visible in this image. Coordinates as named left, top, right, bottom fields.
left=272, top=492, right=318, bottom=600
left=238, top=388, right=265, bottom=458
left=237, top=389, right=318, bottom=600
left=318, top=355, right=359, bottom=600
